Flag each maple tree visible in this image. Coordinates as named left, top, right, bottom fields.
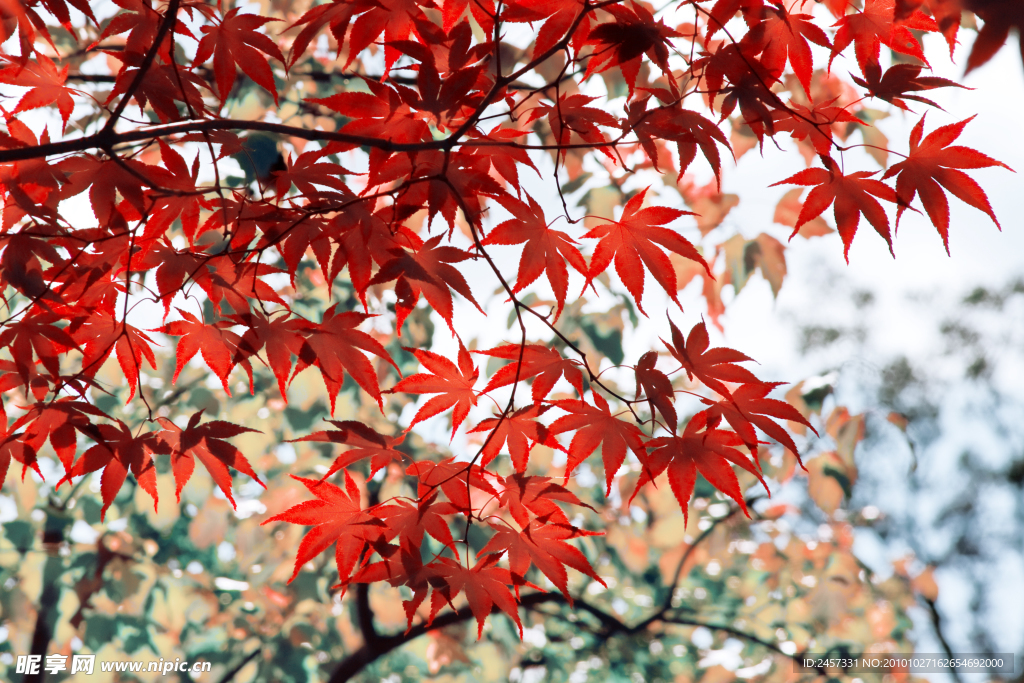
left=0, top=0, right=1017, bottom=679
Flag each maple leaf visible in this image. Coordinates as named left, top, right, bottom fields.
left=881, top=115, right=1012, bottom=252
left=964, top=0, right=1024, bottom=74
left=60, top=420, right=159, bottom=519
left=292, top=306, right=399, bottom=413
left=343, top=0, right=438, bottom=74
left=469, top=405, right=565, bottom=471
left=703, top=382, right=817, bottom=458
left=475, top=344, right=583, bottom=405
left=0, top=432, right=40, bottom=492
left=634, top=351, right=677, bottom=431
left=160, top=308, right=253, bottom=395
left=272, top=148, right=353, bottom=198
left=154, top=411, right=264, bottom=507
left=293, top=421, right=407, bottom=479
left=72, top=313, right=158, bottom=403
left=770, top=157, right=899, bottom=260
left=425, top=554, right=523, bottom=638
left=526, top=94, right=618, bottom=162
left=233, top=311, right=309, bottom=398
left=286, top=0, right=361, bottom=68
left=701, top=43, right=783, bottom=142
left=406, top=457, right=497, bottom=513
left=481, top=519, right=603, bottom=602
left=482, top=195, right=587, bottom=319
left=852, top=62, right=967, bottom=111
left=262, top=473, right=388, bottom=583
left=368, top=235, right=483, bottom=331
left=663, top=319, right=761, bottom=398
left=504, top=0, right=586, bottom=62
left=91, top=0, right=175, bottom=62
left=0, top=54, right=77, bottom=132
left=773, top=188, right=834, bottom=238
left=583, top=187, right=707, bottom=314
left=740, top=4, right=831, bottom=95
left=351, top=543, right=431, bottom=626
left=12, top=399, right=108, bottom=474
left=548, top=393, right=647, bottom=494
left=583, top=2, right=681, bottom=98
left=144, top=140, right=204, bottom=240
left=830, top=0, right=937, bottom=76
left=387, top=343, right=478, bottom=439
left=773, top=101, right=860, bottom=157
left=194, top=7, right=284, bottom=103
left=0, top=310, right=79, bottom=382
left=0, top=0, right=55, bottom=60
left=106, top=58, right=208, bottom=123
left=624, top=95, right=732, bottom=186
left=634, top=411, right=768, bottom=525
left=497, top=472, right=593, bottom=529
left=379, top=492, right=461, bottom=558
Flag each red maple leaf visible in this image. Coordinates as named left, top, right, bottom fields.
left=379, top=492, right=461, bottom=558
left=387, top=343, right=478, bottom=439
left=663, top=319, right=761, bottom=398
left=0, top=432, right=40, bottom=492
left=703, top=382, right=816, bottom=458
left=964, top=0, right=1024, bottom=74
left=740, top=3, right=831, bottom=96
left=469, top=405, right=565, bottom=471
left=233, top=311, right=309, bottom=399
left=406, top=457, right=497, bottom=513
left=772, top=101, right=860, bottom=157
left=60, top=420, right=159, bottom=519
left=634, top=350, right=677, bottom=431
left=160, top=308, right=253, bottom=395
left=262, top=473, right=388, bottom=583
left=583, top=187, right=707, bottom=314
left=526, top=94, right=618, bottom=162
left=700, top=43, right=783, bottom=142
left=0, top=310, right=78, bottom=383
left=829, top=0, right=937, bottom=76
left=548, top=393, right=647, bottom=495
left=292, top=306, right=399, bottom=413
left=481, top=195, right=587, bottom=319
left=504, top=0, right=587, bottom=62
left=13, top=399, right=108, bottom=474
left=154, top=411, right=264, bottom=507
left=633, top=411, right=768, bottom=525
left=475, top=344, right=583, bottom=404
left=497, top=472, right=593, bottom=529
left=881, top=115, right=1012, bottom=252
left=425, top=554, right=523, bottom=638
left=293, top=421, right=407, bottom=479
left=770, top=157, right=899, bottom=260
left=194, top=7, right=284, bottom=103
left=72, top=313, right=157, bottom=403
left=368, top=235, right=483, bottom=331
left=851, top=62, right=967, bottom=112
left=480, top=519, right=604, bottom=602
left=583, top=2, right=681, bottom=98
left=0, top=54, right=77, bottom=132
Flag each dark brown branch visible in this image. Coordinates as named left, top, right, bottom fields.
left=217, top=647, right=262, bottom=683
left=24, top=507, right=68, bottom=683
left=922, top=596, right=964, bottom=683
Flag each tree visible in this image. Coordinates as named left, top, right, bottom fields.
left=0, top=0, right=1015, bottom=680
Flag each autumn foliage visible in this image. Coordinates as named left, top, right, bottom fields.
left=0, top=0, right=1013, bottom=650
